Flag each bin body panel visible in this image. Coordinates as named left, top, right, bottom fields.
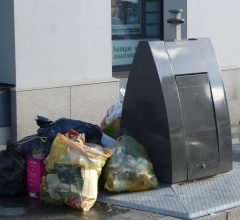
left=150, top=42, right=188, bottom=183
left=121, top=42, right=188, bottom=183
left=176, top=74, right=219, bottom=180
left=198, top=40, right=232, bottom=172
left=0, top=90, right=11, bottom=127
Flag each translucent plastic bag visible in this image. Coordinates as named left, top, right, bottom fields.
left=100, top=103, right=122, bottom=139
left=40, top=130, right=112, bottom=211
left=104, top=135, right=158, bottom=193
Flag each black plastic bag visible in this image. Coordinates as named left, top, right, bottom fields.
left=0, top=135, right=50, bottom=197
left=8, top=135, right=51, bottom=157
left=0, top=148, right=26, bottom=197
left=36, top=116, right=102, bottom=144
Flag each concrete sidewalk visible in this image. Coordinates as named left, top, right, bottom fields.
left=1, top=194, right=240, bottom=220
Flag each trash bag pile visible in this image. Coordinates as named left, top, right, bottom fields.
left=0, top=116, right=107, bottom=201
left=0, top=105, right=159, bottom=212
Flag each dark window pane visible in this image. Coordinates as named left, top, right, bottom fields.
left=146, top=2, right=160, bottom=12
left=146, top=24, right=160, bottom=36
left=146, top=13, right=160, bottom=24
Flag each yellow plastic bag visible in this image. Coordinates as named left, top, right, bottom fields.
left=104, top=135, right=158, bottom=193
left=40, top=131, right=111, bottom=211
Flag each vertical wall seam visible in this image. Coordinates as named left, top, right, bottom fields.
left=70, top=86, right=72, bottom=119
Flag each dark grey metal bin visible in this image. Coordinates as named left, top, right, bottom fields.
left=121, top=39, right=232, bottom=184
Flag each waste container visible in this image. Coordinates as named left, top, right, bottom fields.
left=0, top=84, right=12, bottom=145
left=121, top=10, right=232, bottom=184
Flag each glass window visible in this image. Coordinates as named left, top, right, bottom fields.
left=112, top=0, right=142, bottom=37
left=112, top=0, right=163, bottom=68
